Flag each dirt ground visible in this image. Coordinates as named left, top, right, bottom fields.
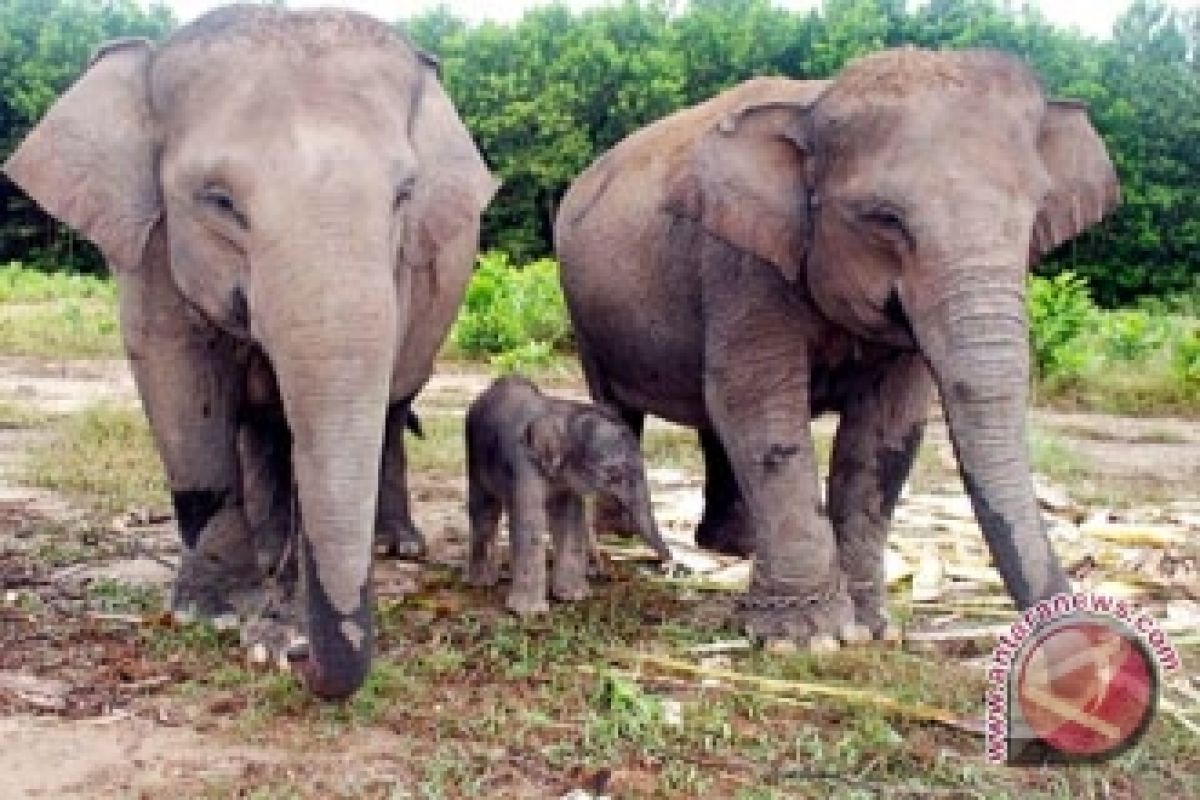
left=0, top=355, right=1197, bottom=798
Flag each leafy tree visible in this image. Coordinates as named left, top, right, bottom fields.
left=2, top=0, right=1196, bottom=305
left=0, top=0, right=174, bottom=271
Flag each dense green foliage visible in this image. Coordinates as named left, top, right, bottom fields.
left=0, top=0, right=174, bottom=270
left=449, top=251, right=572, bottom=370
left=405, top=0, right=1200, bottom=305
left=1028, top=271, right=1200, bottom=412
left=0, top=0, right=1197, bottom=306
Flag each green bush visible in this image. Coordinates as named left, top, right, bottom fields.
left=451, top=252, right=571, bottom=361
left=1027, top=271, right=1097, bottom=379
left=1173, top=328, right=1200, bottom=388
left=1026, top=270, right=1200, bottom=415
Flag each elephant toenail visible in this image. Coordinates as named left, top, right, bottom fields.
left=808, top=634, right=840, bottom=654
left=840, top=623, right=873, bottom=644
left=765, top=638, right=799, bottom=655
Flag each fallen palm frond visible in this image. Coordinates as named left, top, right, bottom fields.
left=1160, top=697, right=1200, bottom=738
left=608, top=650, right=981, bottom=735
left=577, top=664, right=814, bottom=711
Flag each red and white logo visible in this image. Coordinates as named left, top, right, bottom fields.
left=985, top=593, right=1179, bottom=765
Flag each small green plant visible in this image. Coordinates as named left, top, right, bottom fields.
left=88, top=578, right=162, bottom=614
left=1027, top=271, right=1096, bottom=379
left=1173, top=328, right=1200, bottom=387
left=585, top=670, right=667, bottom=754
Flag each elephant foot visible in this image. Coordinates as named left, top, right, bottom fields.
left=375, top=518, right=426, bottom=561
left=465, top=556, right=501, bottom=588
left=240, top=588, right=304, bottom=672
left=592, top=495, right=639, bottom=538
left=171, top=548, right=265, bottom=622
left=551, top=572, right=590, bottom=603
left=734, top=573, right=867, bottom=652
left=505, top=589, right=550, bottom=619
left=849, top=580, right=903, bottom=643
left=695, top=501, right=755, bottom=558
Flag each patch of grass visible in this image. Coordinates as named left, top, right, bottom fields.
left=0, top=263, right=121, bottom=357
left=24, top=402, right=168, bottom=514
left=1029, top=425, right=1091, bottom=483
left=0, top=394, right=53, bottom=428
left=642, top=424, right=702, bottom=471
left=0, top=299, right=121, bottom=358
left=0, top=262, right=115, bottom=302
left=86, top=567, right=1197, bottom=798
left=405, top=412, right=466, bottom=476
left=88, top=578, right=162, bottom=614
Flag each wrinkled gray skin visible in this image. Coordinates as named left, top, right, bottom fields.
left=3, top=6, right=496, bottom=698
left=556, top=48, right=1119, bottom=649
left=465, top=375, right=672, bottom=617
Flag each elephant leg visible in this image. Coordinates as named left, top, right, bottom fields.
left=114, top=242, right=259, bottom=621
left=592, top=405, right=646, bottom=538
left=238, top=405, right=295, bottom=590
left=700, top=249, right=853, bottom=649
left=465, top=479, right=503, bottom=588
left=828, top=353, right=933, bottom=641
left=695, top=427, right=755, bottom=557
left=505, top=484, right=551, bottom=618
left=549, top=493, right=590, bottom=602
left=375, top=401, right=426, bottom=560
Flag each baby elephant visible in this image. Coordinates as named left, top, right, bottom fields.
left=465, top=375, right=672, bottom=616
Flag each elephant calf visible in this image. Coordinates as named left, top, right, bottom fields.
left=464, top=375, right=672, bottom=616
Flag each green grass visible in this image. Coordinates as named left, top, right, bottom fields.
left=0, top=393, right=52, bottom=428
left=0, top=298, right=121, bottom=357
left=24, top=401, right=167, bottom=513
left=127, top=574, right=1198, bottom=797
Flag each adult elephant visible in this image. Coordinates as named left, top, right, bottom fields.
left=555, top=48, right=1118, bottom=649
left=3, top=6, right=496, bottom=697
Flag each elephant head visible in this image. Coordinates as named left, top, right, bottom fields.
left=524, top=406, right=672, bottom=562
left=671, top=48, right=1118, bottom=609
left=3, top=7, right=496, bottom=697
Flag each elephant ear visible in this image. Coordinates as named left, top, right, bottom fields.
left=2, top=38, right=160, bottom=272
left=523, top=414, right=567, bottom=478
left=1031, top=100, right=1120, bottom=262
left=666, top=101, right=813, bottom=282
left=403, top=62, right=499, bottom=269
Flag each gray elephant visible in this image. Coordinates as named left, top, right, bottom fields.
left=3, top=6, right=496, bottom=698
left=555, top=48, right=1118, bottom=650
left=465, top=375, right=672, bottom=617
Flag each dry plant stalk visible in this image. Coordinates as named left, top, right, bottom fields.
left=609, top=650, right=980, bottom=735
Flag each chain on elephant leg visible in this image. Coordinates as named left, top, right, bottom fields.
left=733, top=514, right=865, bottom=652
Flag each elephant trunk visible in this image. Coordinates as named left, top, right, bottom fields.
left=627, top=480, right=672, bottom=563
left=909, top=268, right=1069, bottom=609
left=253, top=252, right=398, bottom=699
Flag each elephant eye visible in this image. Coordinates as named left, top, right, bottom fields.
left=394, top=177, right=416, bottom=210
left=863, top=206, right=905, bottom=231
left=860, top=203, right=913, bottom=247
left=200, top=184, right=249, bottom=230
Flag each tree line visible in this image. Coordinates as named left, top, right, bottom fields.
left=1, top=0, right=1197, bottom=306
